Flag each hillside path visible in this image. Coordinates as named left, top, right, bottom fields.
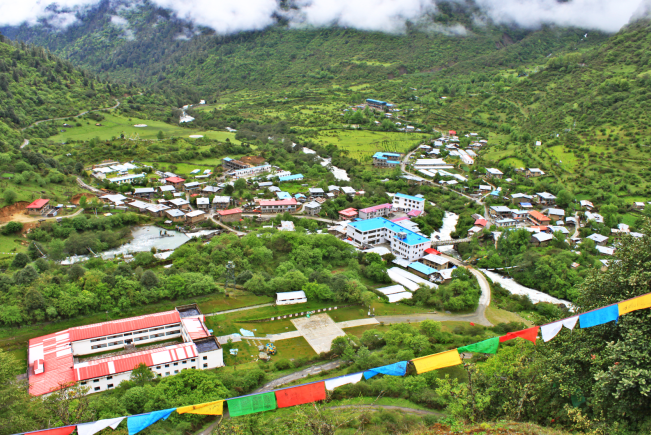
left=20, top=99, right=120, bottom=132
left=252, top=360, right=344, bottom=394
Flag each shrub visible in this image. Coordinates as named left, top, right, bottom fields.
left=1, top=221, right=23, bottom=235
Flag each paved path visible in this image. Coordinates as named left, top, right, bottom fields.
left=76, top=177, right=103, bottom=193
left=20, top=139, right=29, bottom=149
left=21, top=100, right=120, bottom=131
left=337, top=318, right=379, bottom=328
left=252, top=360, right=344, bottom=394
left=205, top=303, right=274, bottom=317
left=209, top=215, right=246, bottom=236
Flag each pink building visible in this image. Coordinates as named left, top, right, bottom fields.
left=358, top=203, right=392, bottom=219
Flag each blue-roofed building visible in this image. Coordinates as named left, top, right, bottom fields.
left=373, top=152, right=402, bottom=168
left=279, top=174, right=304, bottom=182
left=276, top=191, right=292, bottom=200
left=366, top=99, right=388, bottom=108
left=294, top=193, right=306, bottom=202
left=407, top=262, right=438, bottom=279
left=392, top=192, right=426, bottom=213
left=346, top=217, right=431, bottom=262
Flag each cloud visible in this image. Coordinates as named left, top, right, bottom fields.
left=0, top=0, right=647, bottom=34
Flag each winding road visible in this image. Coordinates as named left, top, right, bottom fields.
left=20, top=99, right=120, bottom=132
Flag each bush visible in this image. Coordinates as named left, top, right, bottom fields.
left=11, top=253, right=29, bottom=269
left=273, top=358, right=291, bottom=371
left=1, top=221, right=23, bottom=235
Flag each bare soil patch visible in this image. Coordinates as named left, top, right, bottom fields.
left=240, top=155, right=266, bottom=165
left=71, top=193, right=96, bottom=205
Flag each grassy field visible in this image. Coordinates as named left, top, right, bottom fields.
left=46, top=112, right=241, bottom=144
left=223, top=336, right=316, bottom=367
left=314, top=129, right=426, bottom=163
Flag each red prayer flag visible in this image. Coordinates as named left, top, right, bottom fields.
left=25, top=426, right=76, bottom=435
left=470, top=322, right=475, bottom=326
left=499, top=326, right=540, bottom=344
left=275, top=382, right=326, bottom=408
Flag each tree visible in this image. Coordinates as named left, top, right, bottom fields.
left=48, top=239, right=65, bottom=261
left=601, top=204, right=619, bottom=228
left=157, top=130, right=164, bottom=140
left=234, top=178, right=246, bottom=191
left=11, top=253, right=29, bottom=269
left=1, top=221, right=22, bottom=235
left=43, top=382, right=93, bottom=426
left=3, top=190, right=16, bottom=205
left=140, top=270, right=159, bottom=289
left=68, top=264, right=85, bottom=280
left=78, top=195, right=87, bottom=208
left=130, top=363, right=155, bottom=387
left=556, top=189, right=573, bottom=208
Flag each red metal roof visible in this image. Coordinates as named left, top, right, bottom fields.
left=360, top=203, right=391, bottom=213
left=529, top=210, right=551, bottom=222
left=28, top=330, right=75, bottom=396
left=475, top=218, right=487, bottom=227
left=390, top=217, right=410, bottom=223
left=166, top=177, right=185, bottom=183
left=449, top=130, right=456, bottom=135
left=27, top=198, right=50, bottom=209
left=259, top=198, right=297, bottom=206
left=181, top=318, right=211, bottom=340
left=424, top=248, right=441, bottom=255
left=218, top=208, right=242, bottom=216
left=68, top=311, right=181, bottom=342
left=339, top=208, right=358, bottom=217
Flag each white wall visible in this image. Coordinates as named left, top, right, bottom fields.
left=392, top=196, right=425, bottom=212
left=71, top=323, right=182, bottom=356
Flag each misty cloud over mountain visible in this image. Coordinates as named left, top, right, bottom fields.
left=0, top=0, right=647, bottom=34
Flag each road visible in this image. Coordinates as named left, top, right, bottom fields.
left=20, top=139, right=29, bottom=149
left=205, top=303, right=274, bottom=317
left=76, top=177, right=103, bottom=193
left=0, top=207, right=85, bottom=228
left=209, top=215, right=246, bottom=236
left=20, top=99, right=120, bottom=132
left=252, top=360, right=344, bottom=394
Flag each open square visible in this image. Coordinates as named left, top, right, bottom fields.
left=290, top=313, right=346, bottom=354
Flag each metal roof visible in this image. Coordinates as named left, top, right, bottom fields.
left=259, top=198, right=297, bottom=206
left=408, top=261, right=438, bottom=276
left=218, top=208, right=242, bottom=216
left=69, top=311, right=181, bottom=342
left=27, top=199, right=50, bottom=209
left=181, top=318, right=211, bottom=341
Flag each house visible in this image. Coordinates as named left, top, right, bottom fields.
left=376, top=285, right=413, bottom=303
left=495, top=218, right=517, bottom=228
left=547, top=208, right=565, bottom=221
left=413, top=159, right=448, bottom=168
left=217, top=208, right=242, bottom=223
left=212, top=196, right=231, bottom=210
left=27, top=306, right=223, bottom=397
left=401, top=175, right=426, bottom=185
left=536, top=192, right=556, bottom=205
left=165, top=177, right=186, bottom=189
left=531, top=232, right=553, bottom=246
left=433, top=268, right=455, bottom=284
left=147, top=204, right=170, bottom=217
left=278, top=174, right=304, bottom=183
left=169, top=198, right=191, bottom=210
left=366, top=98, right=390, bottom=109
left=526, top=168, right=545, bottom=177
left=359, top=203, right=392, bottom=220
left=276, top=191, right=292, bottom=200
left=328, top=186, right=341, bottom=196
left=393, top=193, right=425, bottom=213
left=107, top=173, right=146, bottom=185
left=202, top=186, right=221, bottom=196
left=186, top=210, right=207, bottom=224
left=341, top=186, right=356, bottom=196
left=585, top=211, right=604, bottom=224
left=372, top=152, right=402, bottom=168
left=478, top=185, right=492, bottom=194
left=475, top=218, right=487, bottom=227
left=294, top=193, right=307, bottom=202
left=566, top=216, right=577, bottom=226
left=634, top=202, right=646, bottom=210
left=580, top=200, right=594, bottom=209
left=26, top=199, right=50, bottom=216
left=490, top=206, right=512, bottom=219
left=529, top=210, right=552, bottom=226
left=587, top=233, right=609, bottom=246
left=222, top=157, right=249, bottom=171
left=228, top=164, right=271, bottom=179
left=511, top=210, right=530, bottom=221
left=127, top=200, right=151, bottom=212
left=308, top=188, right=325, bottom=197
left=159, top=185, right=176, bottom=194
left=196, top=198, right=210, bottom=210
left=339, top=208, right=358, bottom=220
left=133, top=187, right=155, bottom=199
left=511, top=193, right=534, bottom=205
left=485, top=168, right=503, bottom=179
left=346, top=217, right=431, bottom=261
left=164, top=208, right=186, bottom=223
left=596, top=246, right=615, bottom=256
left=408, top=262, right=438, bottom=280
left=276, top=291, right=307, bottom=305
left=259, top=198, right=298, bottom=213
left=184, top=182, right=202, bottom=193
left=101, top=194, right=127, bottom=206
left=421, top=254, right=449, bottom=270
left=303, top=201, right=321, bottom=216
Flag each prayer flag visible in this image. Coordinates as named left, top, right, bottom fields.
left=411, top=350, right=462, bottom=375
left=324, top=373, right=363, bottom=391
left=579, top=305, right=619, bottom=328
left=499, top=326, right=540, bottom=344
left=363, top=361, right=408, bottom=379
left=127, top=408, right=175, bottom=435
left=540, top=316, right=578, bottom=342
left=23, top=427, right=76, bottom=435
left=458, top=337, right=500, bottom=354
left=618, top=294, right=651, bottom=315
left=227, top=392, right=276, bottom=417
left=176, top=400, right=224, bottom=415
left=275, top=382, right=326, bottom=408
left=77, top=417, right=125, bottom=435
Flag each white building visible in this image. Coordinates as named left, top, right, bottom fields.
left=107, top=173, right=146, bottom=184
left=346, top=217, right=431, bottom=261
left=392, top=193, right=425, bottom=213
left=276, top=291, right=308, bottom=305
left=228, top=164, right=271, bottom=179
left=28, top=305, right=223, bottom=397
left=413, top=159, right=448, bottom=168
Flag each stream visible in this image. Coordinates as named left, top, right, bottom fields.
left=303, top=147, right=350, bottom=181
left=481, top=269, right=574, bottom=309
left=431, top=211, right=459, bottom=252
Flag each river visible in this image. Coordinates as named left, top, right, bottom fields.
left=431, top=211, right=459, bottom=252
left=481, top=269, right=574, bottom=309
left=303, top=147, right=350, bottom=181
left=101, top=226, right=191, bottom=258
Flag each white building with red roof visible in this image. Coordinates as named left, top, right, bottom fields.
left=26, top=199, right=50, bottom=215
left=28, top=304, right=222, bottom=396
left=259, top=198, right=298, bottom=213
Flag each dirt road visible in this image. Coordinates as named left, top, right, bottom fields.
left=21, top=100, right=120, bottom=132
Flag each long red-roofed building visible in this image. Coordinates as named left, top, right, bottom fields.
left=28, top=304, right=222, bottom=396
left=259, top=198, right=298, bottom=213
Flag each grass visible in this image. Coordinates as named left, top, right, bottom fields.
left=46, top=112, right=240, bottom=144
left=313, top=129, right=425, bottom=163
left=485, top=306, right=533, bottom=326
left=371, top=301, right=437, bottom=316
left=0, top=234, right=27, bottom=256
left=223, top=336, right=316, bottom=367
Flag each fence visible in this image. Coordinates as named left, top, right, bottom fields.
left=244, top=304, right=360, bottom=323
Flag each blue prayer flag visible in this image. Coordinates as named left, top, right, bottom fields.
left=128, top=408, right=176, bottom=435
left=579, top=305, right=619, bottom=329
left=363, top=361, right=408, bottom=380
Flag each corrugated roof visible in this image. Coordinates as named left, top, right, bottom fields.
left=27, top=199, right=50, bottom=209
left=408, top=262, right=438, bottom=276
left=360, top=203, right=392, bottom=213
left=28, top=331, right=75, bottom=396
left=259, top=198, right=297, bottom=206
left=68, top=311, right=180, bottom=342
left=218, top=208, right=242, bottom=216
left=529, top=210, right=551, bottom=222
left=181, top=318, right=211, bottom=341
left=395, top=193, right=425, bottom=202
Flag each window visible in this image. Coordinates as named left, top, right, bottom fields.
left=166, top=330, right=180, bottom=336
left=123, top=332, right=132, bottom=336
left=174, top=370, right=179, bottom=374
left=191, top=359, right=196, bottom=362
left=166, top=324, right=179, bottom=329
left=149, top=327, right=164, bottom=332
left=156, top=366, right=161, bottom=370
left=182, top=361, right=187, bottom=364
left=107, top=384, right=114, bottom=389
left=134, top=336, right=149, bottom=342
left=173, top=362, right=178, bottom=366
left=94, top=387, right=100, bottom=391
left=151, top=333, right=164, bottom=339
left=93, top=379, right=99, bottom=383
left=81, top=381, right=87, bottom=385
left=108, top=341, right=123, bottom=346
left=107, top=334, right=122, bottom=339
left=203, top=363, right=208, bottom=368
left=165, top=372, right=170, bottom=376
left=90, top=337, right=106, bottom=343
left=165, top=364, right=170, bottom=368
left=203, top=356, right=208, bottom=361
left=107, top=376, right=113, bottom=380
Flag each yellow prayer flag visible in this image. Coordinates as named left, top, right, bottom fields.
left=176, top=400, right=224, bottom=415
left=411, top=349, right=462, bottom=374
left=618, top=294, right=651, bottom=316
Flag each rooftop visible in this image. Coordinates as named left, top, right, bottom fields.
left=360, top=203, right=392, bottom=213
left=217, top=208, right=242, bottom=216
left=27, top=199, right=50, bottom=209
left=408, top=261, right=438, bottom=276
left=348, top=217, right=430, bottom=246
left=186, top=210, right=206, bottom=218
left=395, top=192, right=425, bottom=202
left=166, top=177, right=186, bottom=183
left=259, top=198, right=298, bottom=206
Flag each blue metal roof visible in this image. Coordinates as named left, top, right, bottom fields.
left=223, top=157, right=233, bottom=161
left=408, top=262, right=438, bottom=276
left=348, top=217, right=429, bottom=246
left=276, top=192, right=292, bottom=200
left=366, top=99, right=387, bottom=105
left=373, top=152, right=401, bottom=160
left=279, top=174, right=304, bottom=182
left=294, top=193, right=306, bottom=198
left=395, top=192, right=425, bottom=202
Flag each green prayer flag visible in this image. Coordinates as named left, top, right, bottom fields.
left=227, top=392, right=277, bottom=417
left=457, top=337, right=500, bottom=354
